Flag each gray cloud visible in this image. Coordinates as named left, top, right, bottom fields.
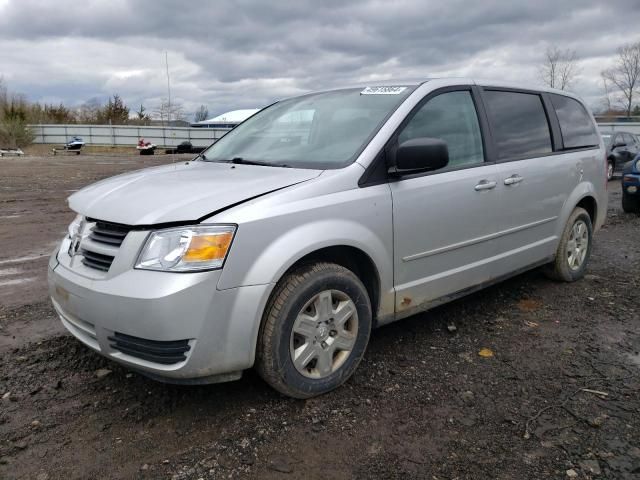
left=1, top=0, right=640, bottom=118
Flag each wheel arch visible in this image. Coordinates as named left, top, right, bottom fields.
left=274, top=245, right=382, bottom=325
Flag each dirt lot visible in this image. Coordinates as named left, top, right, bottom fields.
left=0, top=154, right=638, bottom=480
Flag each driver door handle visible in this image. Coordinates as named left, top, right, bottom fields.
left=503, top=174, right=524, bottom=186
left=474, top=180, right=497, bottom=191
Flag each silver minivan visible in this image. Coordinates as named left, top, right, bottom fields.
left=48, top=79, right=607, bottom=398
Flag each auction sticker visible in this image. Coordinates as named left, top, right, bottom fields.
left=361, top=86, right=407, bottom=95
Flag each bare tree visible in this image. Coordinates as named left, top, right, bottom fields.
left=194, top=104, right=209, bottom=122
left=541, top=46, right=580, bottom=90
left=0, top=77, right=7, bottom=111
left=153, top=98, right=185, bottom=125
left=602, top=42, right=640, bottom=118
left=76, top=98, right=102, bottom=124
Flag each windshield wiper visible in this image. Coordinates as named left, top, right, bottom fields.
left=223, top=157, right=291, bottom=168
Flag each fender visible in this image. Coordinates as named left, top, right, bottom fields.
left=556, top=181, right=599, bottom=239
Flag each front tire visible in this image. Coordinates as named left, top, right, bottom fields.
left=622, top=192, right=640, bottom=213
left=256, top=262, right=372, bottom=399
left=544, top=207, right=593, bottom=282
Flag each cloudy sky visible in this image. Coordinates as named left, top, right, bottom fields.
left=1, top=0, right=640, bottom=120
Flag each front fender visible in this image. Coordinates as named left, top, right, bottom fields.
left=216, top=183, right=395, bottom=318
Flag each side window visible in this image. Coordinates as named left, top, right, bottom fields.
left=483, top=90, right=552, bottom=160
left=550, top=94, right=599, bottom=149
left=397, top=90, right=484, bottom=169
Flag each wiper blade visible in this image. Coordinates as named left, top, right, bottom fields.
left=223, top=157, right=291, bottom=168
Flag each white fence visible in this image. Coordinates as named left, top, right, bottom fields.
left=27, top=121, right=640, bottom=148
left=597, top=122, right=640, bottom=135
left=28, top=124, right=231, bottom=148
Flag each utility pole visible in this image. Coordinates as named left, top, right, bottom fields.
left=165, top=51, right=172, bottom=125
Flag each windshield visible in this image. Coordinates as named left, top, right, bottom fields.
left=201, top=87, right=415, bottom=169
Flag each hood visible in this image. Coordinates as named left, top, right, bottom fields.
left=68, top=161, right=322, bottom=225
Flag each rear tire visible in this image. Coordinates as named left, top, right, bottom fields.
left=607, top=160, right=614, bottom=181
left=256, top=262, right=372, bottom=399
left=622, top=192, right=640, bottom=213
left=544, top=207, right=593, bottom=282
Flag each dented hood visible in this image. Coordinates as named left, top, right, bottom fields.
left=68, top=161, right=321, bottom=225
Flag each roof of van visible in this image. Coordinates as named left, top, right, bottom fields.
left=295, top=78, right=584, bottom=101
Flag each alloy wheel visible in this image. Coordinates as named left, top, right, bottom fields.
left=289, top=289, right=358, bottom=379
left=567, top=219, right=589, bottom=271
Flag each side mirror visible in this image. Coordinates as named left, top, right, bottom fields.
left=393, top=138, right=449, bottom=174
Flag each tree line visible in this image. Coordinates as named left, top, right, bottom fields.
left=0, top=77, right=211, bottom=147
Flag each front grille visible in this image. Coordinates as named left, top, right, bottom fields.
left=81, top=249, right=115, bottom=271
left=108, top=332, right=191, bottom=365
left=79, top=219, right=133, bottom=272
left=89, top=221, right=132, bottom=247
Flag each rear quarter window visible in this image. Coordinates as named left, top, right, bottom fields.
left=550, top=94, right=599, bottom=149
left=483, top=90, right=552, bottom=161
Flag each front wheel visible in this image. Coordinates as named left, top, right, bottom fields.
left=544, top=207, right=593, bottom=282
left=256, top=262, right=372, bottom=398
left=607, top=160, right=614, bottom=181
left=622, top=192, right=640, bottom=213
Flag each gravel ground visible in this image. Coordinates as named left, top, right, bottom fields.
left=0, top=154, right=638, bottom=480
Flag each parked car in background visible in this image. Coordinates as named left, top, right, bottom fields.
left=601, top=131, right=640, bottom=180
left=49, top=79, right=607, bottom=398
left=622, top=154, right=640, bottom=213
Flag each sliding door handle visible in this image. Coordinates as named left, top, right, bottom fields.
left=504, top=174, right=524, bottom=186
left=474, top=180, right=497, bottom=191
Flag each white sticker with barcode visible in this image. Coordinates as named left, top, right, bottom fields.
left=361, top=86, right=407, bottom=95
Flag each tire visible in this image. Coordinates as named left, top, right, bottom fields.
left=256, top=262, right=372, bottom=398
left=544, top=207, right=593, bottom=282
left=622, top=191, right=640, bottom=213
left=607, top=160, right=614, bottom=181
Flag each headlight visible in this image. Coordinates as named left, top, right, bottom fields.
left=67, top=214, right=83, bottom=238
left=135, top=225, right=236, bottom=272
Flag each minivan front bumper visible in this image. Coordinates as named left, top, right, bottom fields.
left=48, top=251, right=272, bottom=382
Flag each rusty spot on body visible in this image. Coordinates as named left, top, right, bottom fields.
left=400, top=297, right=412, bottom=307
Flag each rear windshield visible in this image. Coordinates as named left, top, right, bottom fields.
left=550, top=94, right=599, bottom=149
left=200, top=87, right=415, bottom=169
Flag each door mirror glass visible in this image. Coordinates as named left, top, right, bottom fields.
left=394, top=137, right=449, bottom=173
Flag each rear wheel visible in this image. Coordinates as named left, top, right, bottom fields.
left=256, top=262, right=372, bottom=398
left=607, top=160, right=614, bottom=181
left=544, top=207, right=592, bottom=282
left=622, top=191, right=640, bottom=213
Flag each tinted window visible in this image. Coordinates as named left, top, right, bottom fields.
left=398, top=91, right=484, bottom=169
left=550, top=94, right=599, bottom=149
left=483, top=90, right=552, bottom=160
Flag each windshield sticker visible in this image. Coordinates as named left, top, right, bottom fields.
left=361, top=86, right=407, bottom=95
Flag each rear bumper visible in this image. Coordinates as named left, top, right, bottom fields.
left=48, top=251, right=272, bottom=381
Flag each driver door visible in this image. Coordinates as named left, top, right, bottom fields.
left=390, top=87, right=501, bottom=317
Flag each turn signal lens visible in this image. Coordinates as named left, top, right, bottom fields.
left=183, top=233, right=234, bottom=262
